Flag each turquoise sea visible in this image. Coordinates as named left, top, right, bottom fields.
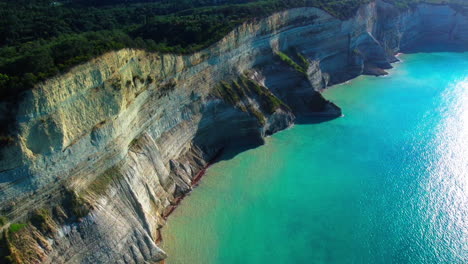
left=161, top=52, right=468, bottom=264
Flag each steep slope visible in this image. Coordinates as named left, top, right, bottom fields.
left=0, top=1, right=466, bottom=263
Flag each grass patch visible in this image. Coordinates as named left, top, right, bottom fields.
left=275, top=48, right=310, bottom=76
left=240, top=76, right=289, bottom=114
left=214, top=75, right=290, bottom=124
left=8, top=224, right=26, bottom=234
left=295, top=50, right=310, bottom=70
left=249, top=108, right=266, bottom=125
left=1, top=222, right=44, bottom=264
left=275, top=51, right=307, bottom=75
left=215, top=81, right=243, bottom=106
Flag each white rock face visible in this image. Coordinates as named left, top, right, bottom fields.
left=0, top=2, right=466, bottom=263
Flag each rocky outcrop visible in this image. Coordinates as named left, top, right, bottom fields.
left=0, top=1, right=466, bottom=263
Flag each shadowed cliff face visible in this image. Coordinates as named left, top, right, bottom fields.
left=376, top=1, right=468, bottom=54
left=0, top=1, right=466, bottom=263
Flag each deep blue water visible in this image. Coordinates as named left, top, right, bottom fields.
left=162, top=52, right=468, bottom=264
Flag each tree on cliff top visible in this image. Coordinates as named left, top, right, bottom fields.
left=0, top=0, right=465, bottom=99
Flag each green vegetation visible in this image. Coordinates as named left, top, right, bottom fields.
left=0, top=188, right=96, bottom=264
left=8, top=224, right=26, bottom=234
left=275, top=49, right=310, bottom=76
left=214, top=75, right=289, bottom=124
left=239, top=76, right=289, bottom=114
left=276, top=51, right=306, bottom=74
left=216, top=81, right=243, bottom=105
left=1, top=223, right=41, bottom=264
left=0, top=0, right=374, bottom=99
left=295, top=51, right=310, bottom=70
left=0, top=0, right=465, bottom=99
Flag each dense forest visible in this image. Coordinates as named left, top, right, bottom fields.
left=0, top=0, right=465, bottom=99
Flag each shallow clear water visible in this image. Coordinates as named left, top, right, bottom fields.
left=161, top=52, right=468, bottom=264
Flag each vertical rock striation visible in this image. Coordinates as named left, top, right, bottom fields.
left=0, top=1, right=466, bottom=263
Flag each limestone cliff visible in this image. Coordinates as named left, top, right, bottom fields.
left=0, top=1, right=466, bottom=263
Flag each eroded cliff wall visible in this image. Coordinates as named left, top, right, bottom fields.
left=0, top=1, right=466, bottom=263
